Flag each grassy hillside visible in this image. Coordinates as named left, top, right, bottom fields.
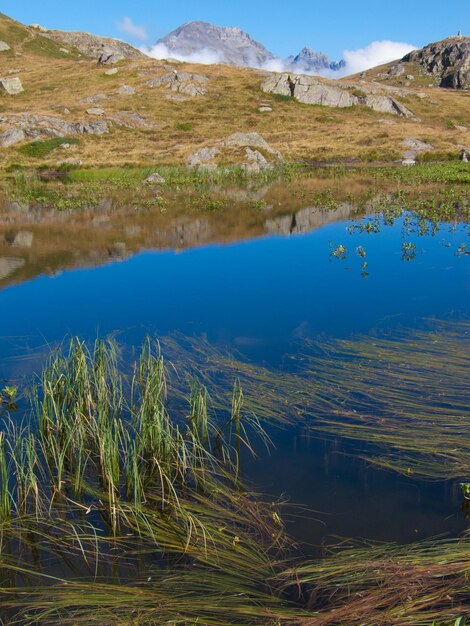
left=0, top=13, right=469, bottom=168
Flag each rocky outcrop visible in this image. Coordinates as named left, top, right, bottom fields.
left=40, top=29, right=144, bottom=64
left=402, top=36, right=470, bottom=89
left=260, top=73, right=414, bottom=116
left=0, top=77, right=24, bottom=95
left=0, top=113, right=109, bottom=141
left=0, top=41, right=11, bottom=52
left=146, top=72, right=208, bottom=97
left=155, top=21, right=275, bottom=67
left=265, top=203, right=355, bottom=236
left=187, top=132, right=283, bottom=171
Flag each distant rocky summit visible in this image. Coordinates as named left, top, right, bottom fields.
left=156, top=21, right=275, bottom=67
left=37, top=27, right=144, bottom=64
left=402, top=36, right=469, bottom=88
left=287, top=47, right=345, bottom=73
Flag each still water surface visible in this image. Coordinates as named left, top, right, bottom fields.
left=0, top=189, right=468, bottom=550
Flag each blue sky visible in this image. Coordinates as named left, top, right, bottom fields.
left=2, top=0, right=469, bottom=59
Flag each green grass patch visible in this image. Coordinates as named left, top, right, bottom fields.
left=175, top=122, right=194, bottom=132
left=19, top=137, right=79, bottom=159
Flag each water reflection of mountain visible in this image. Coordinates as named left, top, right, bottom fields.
left=0, top=194, right=357, bottom=289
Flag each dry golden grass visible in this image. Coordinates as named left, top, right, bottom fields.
left=0, top=13, right=469, bottom=168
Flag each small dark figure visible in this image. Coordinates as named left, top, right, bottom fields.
left=173, top=69, right=179, bottom=81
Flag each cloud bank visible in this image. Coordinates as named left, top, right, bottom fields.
left=142, top=39, right=417, bottom=77
left=116, top=17, right=149, bottom=42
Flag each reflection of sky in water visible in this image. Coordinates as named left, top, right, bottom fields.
left=0, top=213, right=468, bottom=547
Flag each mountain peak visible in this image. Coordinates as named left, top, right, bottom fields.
left=156, top=21, right=274, bottom=66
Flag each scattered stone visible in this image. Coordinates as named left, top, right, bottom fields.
left=79, top=93, right=108, bottom=105
left=406, top=75, right=415, bottom=80
left=455, top=125, right=468, bottom=132
left=401, top=137, right=433, bottom=151
left=145, top=172, right=166, bottom=184
left=0, top=128, right=25, bottom=147
left=63, top=108, right=71, bottom=115
left=118, top=84, right=136, bottom=95
left=86, top=107, right=104, bottom=116
left=416, top=93, right=427, bottom=99
left=0, top=77, right=24, bottom=95
left=104, top=68, right=118, bottom=75
left=8, top=69, right=20, bottom=74
left=60, top=48, right=69, bottom=54
left=60, top=143, right=72, bottom=149
left=6, top=231, right=34, bottom=248
left=258, top=105, right=273, bottom=112
left=0, top=41, right=10, bottom=52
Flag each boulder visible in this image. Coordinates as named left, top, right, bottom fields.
left=0, top=128, right=25, bottom=147
left=104, top=68, right=118, bottom=76
left=0, top=77, right=24, bottom=95
left=0, top=41, right=10, bottom=52
left=82, top=120, right=109, bottom=135
left=86, top=108, right=105, bottom=116
left=145, top=172, right=166, bottom=184
left=258, top=105, right=273, bottom=112
left=118, top=84, right=136, bottom=95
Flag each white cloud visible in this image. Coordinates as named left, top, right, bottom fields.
left=338, top=40, right=417, bottom=77
left=142, top=42, right=223, bottom=65
left=116, top=17, right=148, bottom=42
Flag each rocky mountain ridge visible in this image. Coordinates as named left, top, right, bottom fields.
left=402, top=36, right=469, bottom=89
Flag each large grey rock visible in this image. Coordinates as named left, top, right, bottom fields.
left=82, top=120, right=109, bottom=135
left=388, top=64, right=405, bottom=77
left=86, top=107, right=104, bottom=116
left=0, top=128, right=25, bottom=147
left=146, top=72, right=208, bottom=97
left=0, top=77, right=24, bottom=95
left=260, top=73, right=414, bottom=116
left=145, top=172, right=165, bottom=184
left=0, top=41, right=11, bottom=52
left=155, top=21, right=275, bottom=67
left=225, top=131, right=283, bottom=159
left=402, top=36, right=470, bottom=89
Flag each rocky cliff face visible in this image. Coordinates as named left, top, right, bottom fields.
left=402, top=36, right=469, bottom=88
left=156, top=21, right=275, bottom=67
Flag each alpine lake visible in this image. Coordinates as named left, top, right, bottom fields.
left=0, top=163, right=469, bottom=625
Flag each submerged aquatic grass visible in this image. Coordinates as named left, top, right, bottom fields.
left=1, top=328, right=469, bottom=624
